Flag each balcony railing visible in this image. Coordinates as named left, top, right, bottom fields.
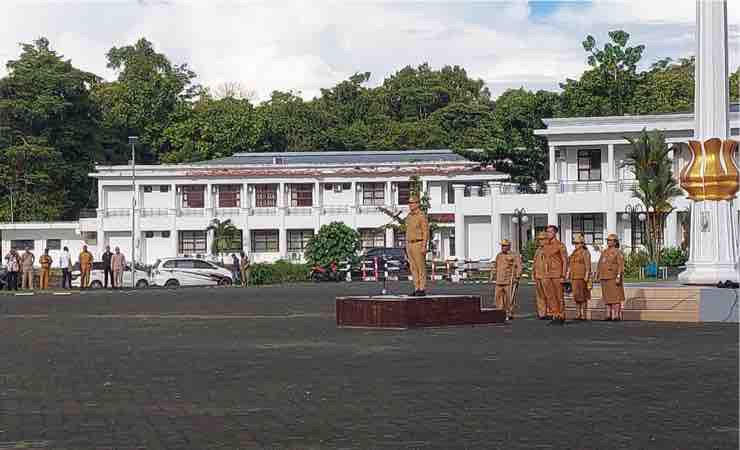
left=140, top=208, right=173, bottom=217
left=559, top=181, right=603, bottom=193
left=618, top=180, right=638, bottom=192
left=322, top=205, right=352, bottom=215
left=177, top=208, right=206, bottom=217
left=286, top=207, right=313, bottom=216
left=213, top=207, right=241, bottom=216
left=104, top=209, right=131, bottom=217
left=463, top=186, right=491, bottom=197
left=252, top=207, right=278, bottom=216
left=358, top=205, right=381, bottom=214
left=79, top=209, right=98, bottom=219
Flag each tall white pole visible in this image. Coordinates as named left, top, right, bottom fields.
left=129, top=136, right=138, bottom=289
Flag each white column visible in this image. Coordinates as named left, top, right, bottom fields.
left=453, top=184, right=466, bottom=260
left=385, top=181, right=393, bottom=207
left=664, top=210, right=678, bottom=248
left=548, top=145, right=557, bottom=182
left=607, top=143, right=615, bottom=181
left=313, top=181, right=322, bottom=231
left=278, top=183, right=287, bottom=258
left=546, top=181, right=558, bottom=226
left=606, top=180, right=617, bottom=234
left=170, top=183, right=177, bottom=257
left=488, top=181, right=501, bottom=257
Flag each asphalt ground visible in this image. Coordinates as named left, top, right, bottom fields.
left=0, top=281, right=737, bottom=450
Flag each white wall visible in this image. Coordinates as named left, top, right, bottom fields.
left=465, top=216, right=492, bottom=260
left=1, top=228, right=96, bottom=267
left=322, top=184, right=354, bottom=206
left=141, top=186, right=171, bottom=209
left=143, top=232, right=172, bottom=265
left=105, top=231, right=132, bottom=261
left=105, top=186, right=133, bottom=210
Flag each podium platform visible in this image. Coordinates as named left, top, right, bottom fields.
left=336, top=295, right=506, bottom=329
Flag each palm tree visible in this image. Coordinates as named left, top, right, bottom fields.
left=623, top=129, right=683, bottom=262
left=206, top=218, right=239, bottom=258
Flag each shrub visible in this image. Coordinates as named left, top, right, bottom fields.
left=624, top=249, right=650, bottom=278
left=248, top=260, right=309, bottom=285
left=659, top=246, right=688, bottom=267
left=304, top=222, right=361, bottom=267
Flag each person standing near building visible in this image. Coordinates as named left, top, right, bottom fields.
left=78, top=245, right=94, bottom=289
left=101, top=246, right=113, bottom=289
left=21, top=247, right=35, bottom=290
left=239, top=251, right=250, bottom=287
left=568, top=234, right=592, bottom=320
left=491, top=239, right=522, bottom=321
left=597, top=233, right=625, bottom=321
left=405, top=193, right=429, bottom=296
left=4, top=249, right=20, bottom=291
left=542, top=225, right=568, bottom=325
left=230, top=253, right=241, bottom=285
left=532, top=232, right=548, bottom=319
left=111, top=247, right=126, bottom=289
left=59, top=246, right=72, bottom=289
left=39, top=248, right=52, bottom=290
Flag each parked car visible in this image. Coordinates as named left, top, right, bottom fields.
left=0, top=265, right=7, bottom=289
left=71, top=262, right=150, bottom=289
left=150, top=257, right=233, bottom=288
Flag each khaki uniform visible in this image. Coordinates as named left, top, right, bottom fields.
left=79, top=251, right=94, bottom=288
left=493, top=251, right=522, bottom=316
left=597, top=247, right=625, bottom=305
left=240, top=256, right=251, bottom=287
left=532, top=247, right=547, bottom=318
left=405, top=210, right=429, bottom=292
left=39, top=254, right=52, bottom=289
left=21, top=252, right=35, bottom=289
left=542, top=239, right=568, bottom=320
left=569, top=247, right=591, bottom=304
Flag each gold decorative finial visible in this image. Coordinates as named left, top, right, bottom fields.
left=680, top=138, right=739, bottom=201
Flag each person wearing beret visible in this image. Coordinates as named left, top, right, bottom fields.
left=491, top=239, right=523, bottom=321
left=568, top=233, right=592, bottom=320
left=597, top=233, right=625, bottom=321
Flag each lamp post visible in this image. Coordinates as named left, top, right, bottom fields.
left=511, top=208, right=529, bottom=254
left=129, top=136, right=138, bottom=289
left=621, top=204, right=646, bottom=251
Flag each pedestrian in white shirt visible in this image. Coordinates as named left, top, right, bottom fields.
left=111, top=247, right=127, bottom=289
left=59, top=246, right=72, bottom=289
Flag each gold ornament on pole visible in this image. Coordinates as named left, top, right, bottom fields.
left=680, top=138, right=739, bottom=201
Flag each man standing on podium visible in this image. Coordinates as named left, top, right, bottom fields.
left=542, top=225, right=568, bottom=325
left=405, top=193, right=429, bottom=297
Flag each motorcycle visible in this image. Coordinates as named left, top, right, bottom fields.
left=310, top=260, right=352, bottom=282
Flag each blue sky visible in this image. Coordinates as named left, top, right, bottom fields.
left=0, top=1, right=737, bottom=100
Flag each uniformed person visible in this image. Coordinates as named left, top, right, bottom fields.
left=21, top=248, right=35, bottom=290
left=405, top=193, right=429, bottom=296
left=568, top=234, right=592, bottom=320
left=597, top=233, right=625, bottom=321
left=532, top=232, right=548, bottom=319
left=78, top=245, right=94, bottom=289
left=491, top=239, right=522, bottom=320
left=39, top=248, right=53, bottom=290
left=542, top=225, right=568, bottom=325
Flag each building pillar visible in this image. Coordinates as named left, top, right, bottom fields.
left=607, top=143, right=616, bottom=182
left=452, top=184, right=466, bottom=260
left=170, top=183, right=178, bottom=257
left=664, top=210, right=678, bottom=248
left=278, top=182, right=287, bottom=258
left=488, top=181, right=501, bottom=257
left=314, top=181, right=322, bottom=231
left=548, top=145, right=557, bottom=182
left=546, top=180, right=558, bottom=226
left=606, top=180, right=617, bottom=234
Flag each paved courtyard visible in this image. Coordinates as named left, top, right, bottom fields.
left=0, top=282, right=736, bottom=449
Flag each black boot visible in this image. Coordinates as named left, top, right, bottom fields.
left=416, top=290, right=426, bottom=297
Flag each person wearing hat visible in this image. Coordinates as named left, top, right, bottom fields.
left=597, top=233, right=625, bottom=320
left=568, top=233, right=592, bottom=320
left=405, top=193, right=429, bottom=296
left=532, top=232, right=548, bottom=319
left=542, top=225, right=568, bottom=325
left=491, top=239, right=523, bottom=320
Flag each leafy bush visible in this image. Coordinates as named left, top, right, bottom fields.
left=304, top=221, right=361, bottom=267
left=659, top=246, right=688, bottom=267
left=624, top=249, right=650, bottom=278
left=248, top=261, right=309, bottom=285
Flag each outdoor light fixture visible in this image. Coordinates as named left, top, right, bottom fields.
left=511, top=208, right=529, bottom=253
left=623, top=204, right=646, bottom=250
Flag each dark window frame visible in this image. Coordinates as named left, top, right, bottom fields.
left=46, top=239, right=62, bottom=250
left=571, top=213, right=604, bottom=245
left=577, top=149, right=602, bottom=182
left=397, top=182, right=411, bottom=205
left=251, top=230, right=279, bottom=253
left=178, top=230, right=207, bottom=254
left=11, top=239, right=35, bottom=251
left=181, top=185, right=205, bottom=208
left=255, top=184, right=278, bottom=208
left=359, top=228, right=385, bottom=249
left=290, top=184, right=313, bottom=207
left=362, top=183, right=385, bottom=206
left=218, top=184, right=241, bottom=208
left=288, top=229, right=314, bottom=252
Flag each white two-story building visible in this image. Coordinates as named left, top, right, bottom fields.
left=1, top=108, right=738, bottom=267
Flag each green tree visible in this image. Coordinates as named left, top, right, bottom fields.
left=623, top=129, right=683, bottom=261
left=256, top=90, right=322, bottom=152
left=304, top=222, right=361, bottom=266
left=730, top=66, right=739, bottom=102
left=631, top=57, right=694, bottom=114
left=0, top=37, right=103, bottom=219
left=206, top=218, right=240, bottom=257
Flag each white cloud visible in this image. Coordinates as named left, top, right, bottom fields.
left=0, top=0, right=737, bottom=102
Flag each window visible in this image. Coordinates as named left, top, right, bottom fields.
left=175, top=259, right=195, bottom=269
left=82, top=231, right=97, bottom=245
left=255, top=185, right=277, bottom=208
left=251, top=230, right=279, bottom=252
left=447, top=184, right=455, bottom=204
left=162, top=260, right=176, bottom=268
left=144, top=231, right=154, bottom=238
left=160, top=185, right=170, bottom=193
left=221, top=230, right=243, bottom=252
left=362, top=183, right=385, bottom=206
left=290, top=184, right=313, bottom=207
left=181, top=185, right=205, bottom=208
left=178, top=230, right=207, bottom=254
left=143, top=185, right=153, bottom=193
left=342, top=183, right=351, bottom=190
left=218, top=185, right=241, bottom=208
left=46, top=239, right=61, bottom=250
left=394, top=232, right=406, bottom=248
left=577, top=149, right=601, bottom=181
left=397, top=182, right=410, bottom=205
left=359, top=228, right=385, bottom=249
left=449, top=230, right=456, bottom=257
left=162, top=231, right=171, bottom=238
left=631, top=216, right=647, bottom=246
left=571, top=214, right=604, bottom=245
left=11, top=240, right=35, bottom=251
left=194, top=260, right=215, bottom=269
left=288, top=229, right=314, bottom=252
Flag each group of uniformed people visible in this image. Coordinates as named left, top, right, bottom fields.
left=492, top=225, right=626, bottom=324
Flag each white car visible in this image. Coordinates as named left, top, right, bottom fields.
left=151, top=257, right=234, bottom=288
left=71, top=262, right=151, bottom=289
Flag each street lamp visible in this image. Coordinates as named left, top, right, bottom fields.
left=511, top=208, right=529, bottom=254
left=129, top=136, right=138, bottom=289
left=621, top=203, right=646, bottom=250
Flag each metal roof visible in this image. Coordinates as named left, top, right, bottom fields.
left=193, top=149, right=472, bottom=166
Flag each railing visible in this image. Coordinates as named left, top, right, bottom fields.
left=559, top=181, right=603, bottom=193
left=498, top=183, right=533, bottom=195
left=618, top=180, right=638, bottom=192
left=251, top=207, right=277, bottom=216
left=177, top=208, right=206, bottom=217
left=79, top=209, right=98, bottom=219
left=140, top=208, right=173, bottom=217
left=104, top=209, right=131, bottom=217
left=286, top=207, right=313, bottom=216
left=214, top=207, right=241, bottom=216
left=322, top=205, right=352, bottom=215
left=463, top=186, right=490, bottom=197
left=358, top=205, right=382, bottom=214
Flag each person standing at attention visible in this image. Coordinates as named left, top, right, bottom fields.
left=597, top=233, right=625, bottom=321
left=59, top=246, right=72, bottom=289
left=102, top=246, right=113, bottom=288
left=111, top=247, right=126, bottom=289
left=78, top=245, right=94, bottom=289
left=4, top=249, right=20, bottom=291
left=532, top=232, right=548, bottom=320
left=542, top=225, right=568, bottom=325
left=39, top=248, right=53, bottom=290
left=21, top=247, right=35, bottom=290
left=491, top=239, right=522, bottom=321
left=568, top=234, right=592, bottom=320
left=239, top=251, right=250, bottom=287
left=405, top=193, right=429, bottom=296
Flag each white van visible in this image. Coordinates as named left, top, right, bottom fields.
left=71, top=262, right=151, bottom=289
left=151, top=257, right=233, bottom=288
